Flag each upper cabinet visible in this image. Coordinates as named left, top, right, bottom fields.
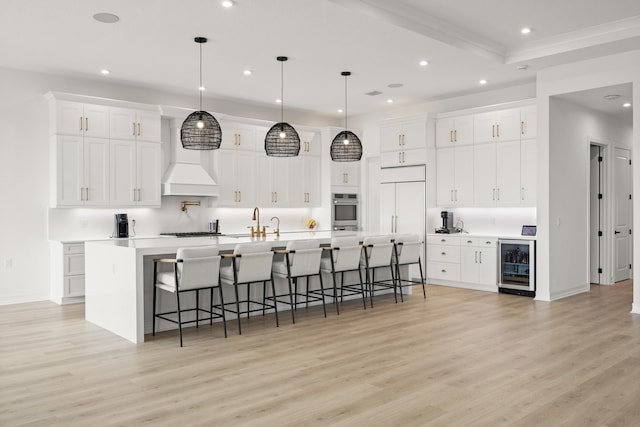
left=435, top=115, right=474, bottom=147
left=473, top=108, right=522, bottom=143
left=380, top=116, right=431, bottom=168
left=520, top=106, right=537, bottom=140
left=110, top=107, right=161, bottom=142
left=47, top=93, right=162, bottom=208
left=221, top=121, right=262, bottom=152
left=299, top=131, right=321, bottom=157
left=51, top=101, right=110, bottom=138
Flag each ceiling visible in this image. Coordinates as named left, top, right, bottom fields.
left=0, top=0, right=638, bottom=119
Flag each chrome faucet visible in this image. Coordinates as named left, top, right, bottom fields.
left=271, top=216, right=280, bottom=236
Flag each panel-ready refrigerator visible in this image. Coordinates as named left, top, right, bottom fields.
left=498, top=239, right=535, bottom=297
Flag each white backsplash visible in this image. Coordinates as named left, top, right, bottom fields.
left=48, top=197, right=321, bottom=241
left=427, top=207, right=536, bottom=237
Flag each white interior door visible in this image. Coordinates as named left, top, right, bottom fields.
left=614, top=148, right=632, bottom=282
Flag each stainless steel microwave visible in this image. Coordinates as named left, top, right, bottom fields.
left=332, top=193, right=359, bottom=230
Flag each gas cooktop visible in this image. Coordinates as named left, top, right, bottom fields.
left=160, top=232, right=223, bottom=238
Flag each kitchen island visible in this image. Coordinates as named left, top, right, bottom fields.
left=85, top=231, right=392, bottom=343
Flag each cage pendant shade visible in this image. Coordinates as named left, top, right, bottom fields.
left=331, top=71, right=362, bottom=161
left=265, top=56, right=300, bottom=157
left=181, top=36, right=222, bottom=150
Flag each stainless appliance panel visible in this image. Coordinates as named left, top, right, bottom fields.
left=332, top=193, right=359, bottom=230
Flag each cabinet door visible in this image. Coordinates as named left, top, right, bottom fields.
left=520, top=139, right=537, bottom=205
left=496, top=109, right=521, bottom=142
left=454, top=145, right=474, bottom=205
left=299, top=131, right=321, bottom=157
left=54, top=135, right=84, bottom=206
left=257, top=157, right=289, bottom=207
left=395, top=181, right=424, bottom=234
left=55, top=101, right=85, bottom=136
left=436, top=147, right=455, bottom=206
left=110, top=108, right=137, bottom=140
left=380, top=183, right=396, bottom=234
left=477, top=248, right=497, bottom=286
left=235, top=151, right=256, bottom=206
left=520, top=106, right=537, bottom=139
left=460, top=246, right=479, bottom=283
left=435, top=118, right=455, bottom=147
left=83, top=138, right=109, bottom=206
left=473, top=143, right=497, bottom=206
left=332, top=162, right=360, bottom=189
left=400, top=120, right=426, bottom=151
left=215, top=149, right=239, bottom=205
left=380, top=125, right=402, bottom=152
left=473, top=113, right=496, bottom=144
left=453, top=115, right=474, bottom=146
left=381, top=150, right=404, bottom=167
left=110, top=139, right=136, bottom=206
left=401, top=148, right=427, bottom=166
left=82, top=104, right=110, bottom=138
left=136, top=141, right=161, bottom=206
left=291, top=157, right=321, bottom=206
left=496, top=140, right=521, bottom=206
left=136, top=110, right=161, bottom=142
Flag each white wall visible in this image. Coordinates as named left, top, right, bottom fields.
left=0, top=66, right=339, bottom=304
left=536, top=50, right=640, bottom=308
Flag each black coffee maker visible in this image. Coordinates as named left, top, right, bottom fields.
left=435, top=211, right=456, bottom=234
left=114, top=213, right=129, bottom=238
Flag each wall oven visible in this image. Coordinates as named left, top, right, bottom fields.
left=498, top=239, right=536, bottom=297
left=332, top=193, right=359, bottom=230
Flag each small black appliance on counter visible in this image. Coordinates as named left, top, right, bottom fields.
left=114, top=213, right=129, bottom=238
left=435, top=211, right=458, bottom=234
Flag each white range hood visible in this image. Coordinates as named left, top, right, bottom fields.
left=162, top=118, right=219, bottom=197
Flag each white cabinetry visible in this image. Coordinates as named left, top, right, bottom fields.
left=331, top=162, right=360, bottom=191
left=473, top=141, right=521, bottom=206
left=215, top=149, right=256, bottom=207
left=426, top=235, right=460, bottom=282
left=380, top=117, right=428, bottom=167
left=520, top=106, right=537, bottom=139
left=221, top=121, right=260, bottom=152
left=51, top=135, right=110, bottom=207
left=473, top=109, right=521, bottom=143
left=110, top=140, right=161, bottom=207
left=435, top=115, right=474, bottom=147
left=520, top=139, right=537, bottom=205
left=50, top=100, right=110, bottom=138
left=110, top=107, right=161, bottom=142
left=290, top=156, right=321, bottom=206
left=460, top=238, right=497, bottom=287
left=257, top=156, right=290, bottom=207
left=436, top=146, right=474, bottom=206
left=50, top=242, right=85, bottom=304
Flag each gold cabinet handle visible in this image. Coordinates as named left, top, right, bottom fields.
left=137, top=122, right=141, bottom=136
left=497, top=124, right=500, bottom=138
left=450, top=130, right=453, bottom=143
left=80, top=117, right=83, bottom=131
left=133, top=122, right=136, bottom=136
left=85, top=118, right=89, bottom=132
left=454, top=129, right=457, bottom=142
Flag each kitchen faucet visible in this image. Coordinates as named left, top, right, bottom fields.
left=271, top=216, right=280, bottom=236
left=249, top=207, right=267, bottom=237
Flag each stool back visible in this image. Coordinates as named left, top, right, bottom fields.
left=175, top=246, right=220, bottom=291
left=285, top=240, right=322, bottom=277
left=394, top=234, right=422, bottom=264
left=233, top=242, right=274, bottom=283
left=361, top=236, right=394, bottom=268
left=328, top=237, right=362, bottom=272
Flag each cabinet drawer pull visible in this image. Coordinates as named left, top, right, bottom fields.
left=467, top=240, right=473, bottom=243
left=441, top=252, right=446, bottom=255
left=441, top=269, right=447, bottom=273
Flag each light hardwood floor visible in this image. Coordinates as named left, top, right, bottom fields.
left=2, top=282, right=640, bottom=426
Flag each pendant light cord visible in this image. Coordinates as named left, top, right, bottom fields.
left=281, top=58, right=284, bottom=125
left=344, top=74, right=348, bottom=132
left=199, top=41, right=203, bottom=112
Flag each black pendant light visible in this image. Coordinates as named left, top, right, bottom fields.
left=331, top=71, right=362, bottom=161
left=265, top=56, right=300, bottom=157
left=181, top=37, right=222, bottom=150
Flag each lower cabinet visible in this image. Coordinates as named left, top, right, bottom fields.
left=427, top=235, right=498, bottom=292
left=50, top=242, right=85, bottom=304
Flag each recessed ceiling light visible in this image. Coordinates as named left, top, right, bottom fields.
left=93, top=13, right=120, bottom=24
left=387, top=99, right=394, bottom=104
left=479, top=79, right=488, bottom=85
left=521, top=27, right=531, bottom=34
left=338, top=109, right=344, bottom=113
left=221, top=0, right=234, bottom=7
left=275, top=99, right=282, bottom=103
left=100, top=69, right=110, bottom=75
left=199, top=86, right=206, bottom=91
left=419, top=60, right=429, bottom=67
left=623, top=102, right=632, bottom=108
left=243, top=69, right=252, bottom=76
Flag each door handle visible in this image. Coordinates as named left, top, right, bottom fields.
left=615, top=231, right=621, bottom=234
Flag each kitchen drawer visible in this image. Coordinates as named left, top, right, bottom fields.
left=64, top=242, right=85, bottom=254
left=427, top=235, right=460, bottom=246
left=461, top=238, right=497, bottom=248
left=427, top=245, right=460, bottom=263
left=65, top=275, right=85, bottom=297
left=64, top=253, right=85, bottom=275
left=427, top=261, right=461, bottom=281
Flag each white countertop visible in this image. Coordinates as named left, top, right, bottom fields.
left=427, top=232, right=536, bottom=241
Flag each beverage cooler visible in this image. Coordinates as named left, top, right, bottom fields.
left=498, top=239, right=535, bottom=297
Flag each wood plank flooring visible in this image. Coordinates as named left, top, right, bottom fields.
left=2, top=282, right=640, bottom=426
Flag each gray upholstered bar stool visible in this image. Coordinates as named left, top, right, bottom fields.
left=392, top=234, right=426, bottom=301
left=360, top=235, right=396, bottom=307
left=318, top=236, right=366, bottom=315
left=219, top=242, right=277, bottom=335
left=152, top=246, right=226, bottom=347
left=268, top=239, right=325, bottom=323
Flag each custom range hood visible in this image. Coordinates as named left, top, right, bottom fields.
left=162, top=118, right=219, bottom=197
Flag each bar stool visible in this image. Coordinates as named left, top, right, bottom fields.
left=267, top=239, right=325, bottom=323
left=360, top=235, right=396, bottom=307
left=219, top=242, right=277, bottom=335
left=152, top=246, right=226, bottom=347
left=392, top=234, right=426, bottom=301
left=317, top=236, right=366, bottom=315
